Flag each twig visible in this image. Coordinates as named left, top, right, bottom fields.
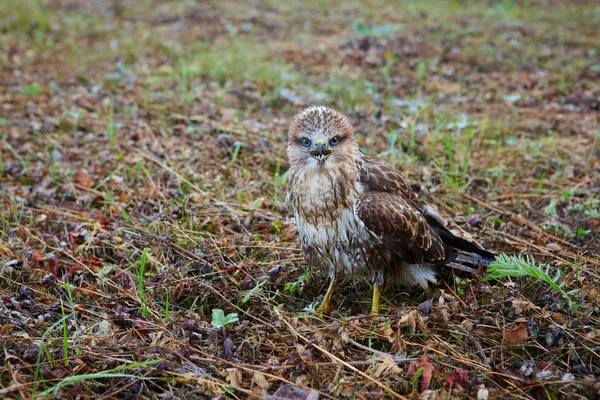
left=348, top=339, right=395, bottom=358
left=280, top=316, right=408, bottom=400
left=449, top=324, right=490, bottom=365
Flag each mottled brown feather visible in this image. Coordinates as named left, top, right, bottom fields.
left=358, top=158, right=423, bottom=210
left=355, top=191, right=446, bottom=265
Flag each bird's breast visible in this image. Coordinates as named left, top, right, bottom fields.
left=287, top=168, right=371, bottom=274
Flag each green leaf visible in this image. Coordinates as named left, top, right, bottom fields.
left=577, top=227, right=590, bottom=237
left=211, top=308, right=239, bottom=328
left=560, top=190, right=572, bottom=199
left=39, top=359, right=161, bottom=395
left=484, top=253, right=578, bottom=310
left=241, top=279, right=266, bottom=304
left=544, top=198, right=558, bottom=215
left=22, top=83, right=43, bottom=95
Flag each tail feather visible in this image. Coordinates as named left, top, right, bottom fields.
left=430, top=223, right=495, bottom=272
left=445, top=262, right=478, bottom=274
left=454, top=250, right=494, bottom=267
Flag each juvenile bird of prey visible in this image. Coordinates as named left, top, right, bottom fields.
left=286, top=106, right=494, bottom=315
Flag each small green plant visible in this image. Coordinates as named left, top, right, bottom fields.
left=302, top=302, right=317, bottom=313
left=454, top=276, right=466, bottom=296
left=164, top=291, right=169, bottom=321
left=211, top=308, right=239, bottom=328
left=241, top=279, right=267, bottom=304
left=431, top=114, right=476, bottom=191
left=228, top=142, right=242, bottom=166
left=107, top=99, right=116, bottom=147
left=484, top=253, right=578, bottom=309
left=137, top=248, right=149, bottom=318
left=577, top=227, right=590, bottom=237
left=544, top=198, right=559, bottom=215
left=32, top=315, right=70, bottom=395
left=2, top=139, right=27, bottom=167
left=410, top=367, right=424, bottom=392
left=188, top=296, right=199, bottom=312
left=382, top=54, right=397, bottom=108
left=60, top=301, right=69, bottom=365
left=284, top=267, right=310, bottom=293
left=38, top=359, right=161, bottom=396
left=22, top=83, right=43, bottom=95
left=416, top=61, right=426, bottom=93
left=354, top=22, right=397, bottom=37
left=271, top=219, right=281, bottom=234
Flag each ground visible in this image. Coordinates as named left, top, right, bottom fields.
left=1, top=0, right=599, bottom=399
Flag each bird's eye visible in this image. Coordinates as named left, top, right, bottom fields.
left=329, top=136, right=340, bottom=146
left=301, top=137, right=311, bottom=147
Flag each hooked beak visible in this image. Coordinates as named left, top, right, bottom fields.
left=309, top=138, right=333, bottom=161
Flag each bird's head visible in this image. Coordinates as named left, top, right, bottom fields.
left=287, top=106, right=358, bottom=169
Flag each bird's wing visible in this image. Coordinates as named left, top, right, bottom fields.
left=357, top=155, right=494, bottom=267
left=354, top=191, right=448, bottom=265
left=358, top=158, right=423, bottom=209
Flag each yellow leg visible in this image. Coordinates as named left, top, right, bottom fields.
left=371, top=285, right=382, bottom=316
left=316, top=278, right=336, bottom=315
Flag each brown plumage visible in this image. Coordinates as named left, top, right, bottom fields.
left=285, top=105, right=494, bottom=315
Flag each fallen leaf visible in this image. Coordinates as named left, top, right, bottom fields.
left=272, top=384, right=319, bottom=400
left=226, top=368, right=242, bottom=388
left=418, top=299, right=433, bottom=314
left=95, top=320, right=113, bottom=336
left=73, top=170, right=95, bottom=187
left=551, top=312, right=565, bottom=325
left=223, top=337, right=234, bottom=359
left=252, top=371, right=269, bottom=389
left=445, top=368, right=470, bottom=388
left=477, top=384, right=489, bottom=400
left=511, top=298, right=535, bottom=314
left=173, top=281, right=185, bottom=303
left=0, top=324, right=15, bottom=336
left=407, top=355, right=434, bottom=391
left=31, top=250, right=45, bottom=262
left=504, top=323, right=528, bottom=345
left=367, top=355, right=403, bottom=378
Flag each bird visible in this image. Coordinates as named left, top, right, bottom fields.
left=285, top=105, right=494, bottom=315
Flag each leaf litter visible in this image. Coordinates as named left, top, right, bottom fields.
left=0, top=0, right=599, bottom=399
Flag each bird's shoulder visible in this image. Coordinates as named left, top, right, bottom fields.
left=356, top=154, right=421, bottom=209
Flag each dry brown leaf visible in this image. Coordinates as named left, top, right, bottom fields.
left=367, top=355, right=403, bottom=378
left=73, top=170, right=94, bottom=187
left=272, top=384, right=319, bottom=400
left=504, top=323, right=528, bottom=345
left=510, top=297, right=535, bottom=314
left=407, top=355, right=434, bottom=392
left=225, top=368, right=242, bottom=388
left=31, top=250, right=45, bottom=262
left=252, top=371, right=269, bottom=389
left=252, top=371, right=269, bottom=397
left=551, top=312, right=565, bottom=325
left=445, top=368, right=470, bottom=388
left=0, top=324, right=15, bottom=336
left=399, top=310, right=419, bottom=334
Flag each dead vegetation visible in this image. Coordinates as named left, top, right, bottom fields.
left=1, top=0, right=599, bottom=398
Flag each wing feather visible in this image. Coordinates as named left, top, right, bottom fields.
left=355, top=154, right=495, bottom=268
left=358, top=158, right=422, bottom=209
left=354, top=191, right=447, bottom=265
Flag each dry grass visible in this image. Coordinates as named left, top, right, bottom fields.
left=1, top=0, right=599, bottom=398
